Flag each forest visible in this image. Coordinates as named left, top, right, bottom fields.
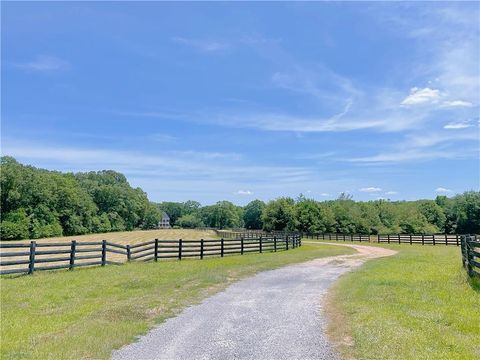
left=1, top=156, right=479, bottom=240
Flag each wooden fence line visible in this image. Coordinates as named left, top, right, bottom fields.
left=0, top=233, right=301, bottom=276
left=302, top=232, right=466, bottom=246
left=460, top=235, right=480, bottom=277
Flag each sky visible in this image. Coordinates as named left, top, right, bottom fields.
left=2, top=2, right=479, bottom=205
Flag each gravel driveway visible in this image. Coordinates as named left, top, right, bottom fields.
left=111, top=243, right=395, bottom=360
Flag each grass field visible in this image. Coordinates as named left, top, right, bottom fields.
left=0, top=243, right=354, bottom=360
left=325, top=244, right=480, bottom=360
left=14, top=228, right=220, bottom=245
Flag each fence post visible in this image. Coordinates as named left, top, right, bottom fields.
left=466, top=242, right=474, bottom=277
left=422, top=234, right=425, bottom=245
left=200, top=239, right=204, bottom=259
left=154, top=239, right=159, bottom=262
left=286, top=236, right=289, bottom=250
left=377, top=234, right=380, bottom=243
left=432, top=235, right=436, bottom=246
left=456, top=234, right=459, bottom=246
left=241, top=237, right=244, bottom=255
left=274, top=236, right=277, bottom=252
left=28, top=241, right=36, bottom=274
left=444, top=234, right=448, bottom=246
left=398, top=234, right=401, bottom=244
left=69, top=240, right=76, bottom=270
left=387, top=234, right=390, bottom=244
left=221, top=238, right=224, bottom=257
left=259, top=236, right=263, bottom=253
left=460, top=235, right=466, bottom=267
left=126, top=245, right=131, bottom=261
left=101, top=240, right=107, bottom=266
left=409, top=234, right=412, bottom=245
left=178, top=239, right=183, bottom=260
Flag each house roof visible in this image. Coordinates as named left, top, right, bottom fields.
left=161, top=212, right=170, bottom=220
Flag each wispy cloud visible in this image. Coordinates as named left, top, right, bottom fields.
left=359, top=187, right=382, bottom=193
left=400, top=87, right=441, bottom=106
left=2, top=141, right=314, bottom=185
left=441, top=100, right=473, bottom=108
left=14, top=55, right=70, bottom=72
left=385, top=191, right=398, bottom=195
left=443, top=120, right=475, bottom=129
left=148, top=133, right=177, bottom=142
left=350, top=129, right=478, bottom=164
left=435, top=187, right=452, bottom=193
left=171, top=37, right=230, bottom=52
left=235, top=190, right=253, bottom=196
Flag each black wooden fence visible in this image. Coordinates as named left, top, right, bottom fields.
left=304, top=233, right=370, bottom=242
left=0, top=234, right=301, bottom=276
left=303, top=232, right=464, bottom=246
left=460, top=235, right=480, bottom=277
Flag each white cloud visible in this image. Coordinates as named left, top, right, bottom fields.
left=442, top=100, right=473, bottom=108
left=171, top=37, right=230, bottom=52
left=359, top=187, right=382, bottom=193
left=235, top=190, right=253, bottom=196
left=385, top=191, right=398, bottom=195
left=400, top=87, right=441, bottom=106
left=14, top=55, right=70, bottom=72
left=435, top=187, right=452, bottom=193
left=319, top=193, right=330, bottom=196
left=444, top=120, right=474, bottom=129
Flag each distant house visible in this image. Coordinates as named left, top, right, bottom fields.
left=158, top=212, right=171, bottom=229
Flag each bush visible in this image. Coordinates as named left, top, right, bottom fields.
left=176, top=214, right=204, bottom=229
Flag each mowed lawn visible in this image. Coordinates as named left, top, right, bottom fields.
left=0, top=243, right=354, bottom=360
left=326, top=244, right=480, bottom=360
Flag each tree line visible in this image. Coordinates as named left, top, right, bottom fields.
left=1, top=157, right=479, bottom=240
left=159, top=192, right=480, bottom=235
left=1, top=157, right=161, bottom=239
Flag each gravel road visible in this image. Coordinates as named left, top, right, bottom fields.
left=111, top=243, right=396, bottom=360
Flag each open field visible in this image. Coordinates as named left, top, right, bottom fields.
left=0, top=243, right=354, bottom=360
left=324, top=243, right=480, bottom=360
left=11, top=229, right=220, bottom=245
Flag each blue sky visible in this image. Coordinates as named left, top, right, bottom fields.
left=2, top=2, right=479, bottom=205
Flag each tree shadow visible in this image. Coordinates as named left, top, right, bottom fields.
left=467, top=276, right=480, bottom=293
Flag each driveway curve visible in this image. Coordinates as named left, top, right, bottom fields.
left=112, top=243, right=396, bottom=360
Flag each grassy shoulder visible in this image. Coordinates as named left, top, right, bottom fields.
left=326, top=244, right=480, bottom=360
left=0, top=243, right=354, bottom=360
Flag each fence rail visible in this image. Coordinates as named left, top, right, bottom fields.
left=303, top=232, right=465, bottom=246
left=460, top=235, right=480, bottom=277
left=0, top=234, right=301, bottom=276
left=304, top=233, right=370, bottom=242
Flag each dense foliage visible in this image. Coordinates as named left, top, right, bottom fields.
left=0, top=157, right=161, bottom=239
left=157, top=193, right=479, bottom=235
left=1, top=157, right=479, bottom=239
